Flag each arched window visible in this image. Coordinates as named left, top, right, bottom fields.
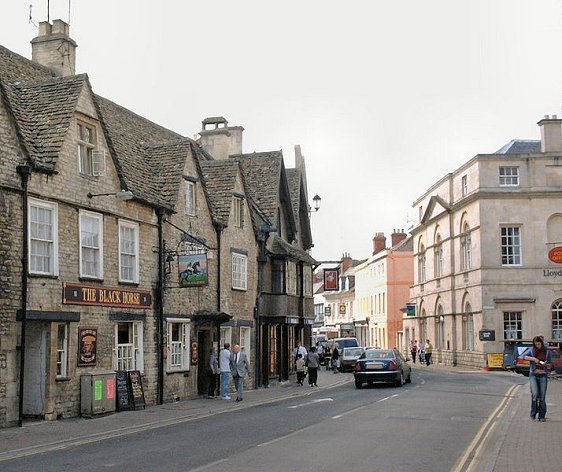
left=460, top=223, right=472, bottom=271
left=462, top=302, right=474, bottom=351
left=434, top=234, right=443, bottom=278
left=552, top=300, right=562, bottom=340
left=436, top=305, right=445, bottom=349
left=420, top=309, right=427, bottom=341
left=418, top=243, right=426, bottom=283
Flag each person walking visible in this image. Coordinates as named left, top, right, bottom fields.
left=332, top=343, right=340, bottom=373
left=424, top=340, right=433, bottom=366
left=295, top=354, right=306, bottom=386
left=525, top=336, right=553, bottom=421
left=418, top=340, right=425, bottom=364
left=307, top=346, right=320, bottom=386
left=410, top=339, right=418, bottom=363
left=230, top=344, right=251, bottom=402
left=207, top=347, right=219, bottom=398
left=324, top=344, right=332, bottom=371
left=219, top=343, right=232, bottom=400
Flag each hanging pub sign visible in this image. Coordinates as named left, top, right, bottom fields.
left=78, top=327, right=98, bottom=367
left=63, top=283, right=152, bottom=308
left=323, top=268, right=340, bottom=291
left=178, top=253, right=209, bottom=287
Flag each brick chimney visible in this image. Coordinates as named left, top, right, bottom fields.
left=372, top=233, right=386, bottom=255
left=391, top=229, right=407, bottom=247
left=31, top=19, right=77, bottom=77
left=340, top=252, right=353, bottom=272
left=198, top=117, right=244, bottom=160
left=538, top=115, right=562, bottom=152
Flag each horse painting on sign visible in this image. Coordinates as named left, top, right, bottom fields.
left=178, top=253, right=209, bottom=287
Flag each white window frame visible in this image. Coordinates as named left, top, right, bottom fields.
left=434, top=237, right=443, bottom=278
left=113, top=322, right=144, bottom=372
left=501, top=226, right=522, bottom=266
left=552, top=300, right=562, bottom=340
left=233, top=196, right=244, bottom=228
left=232, top=252, right=248, bottom=290
left=240, top=326, right=251, bottom=355
left=460, top=226, right=472, bottom=271
left=29, top=198, right=59, bottom=276
left=418, top=248, right=426, bottom=283
left=166, top=319, right=191, bottom=372
left=56, top=323, right=69, bottom=378
left=119, top=220, right=139, bottom=283
left=220, top=326, right=233, bottom=347
left=185, top=180, right=196, bottom=216
left=503, top=311, right=522, bottom=340
left=79, top=210, right=104, bottom=279
left=77, top=121, right=99, bottom=176
left=461, top=174, right=468, bottom=196
left=499, top=166, right=519, bottom=187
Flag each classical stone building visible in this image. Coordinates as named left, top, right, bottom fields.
left=0, top=20, right=316, bottom=427
left=404, top=115, right=562, bottom=368
left=354, top=230, right=413, bottom=349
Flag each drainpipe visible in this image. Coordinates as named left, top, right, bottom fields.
left=16, top=165, right=31, bottom=427
left=156, top=208, right=165, bottom=404
left=214, top=223, right=223, bottom=348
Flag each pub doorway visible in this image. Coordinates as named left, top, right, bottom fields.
left=22, top=322, right=48, bottom=417
left=197, top=329, right=212, bottom=395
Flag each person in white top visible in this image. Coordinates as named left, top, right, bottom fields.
left=219, top=343, right=231, bottom=400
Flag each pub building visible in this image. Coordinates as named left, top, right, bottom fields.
left=0, top=20, right=316, bottom=427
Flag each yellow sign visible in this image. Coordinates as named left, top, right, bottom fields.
left=487, top=353, right=504, bottom=369
left=339, top=305, right=346, bottom=315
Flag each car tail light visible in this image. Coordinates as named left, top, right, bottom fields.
left=516, top=358, right=530, bottom=365
left=388, top=361, right=397, bottom=370
left=354, top=361, right=361, bottom=372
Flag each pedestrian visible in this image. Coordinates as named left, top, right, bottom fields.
left=316, top=342, right=325, bottom=366
left=230, top=344, right=251, bottom=402
left=410, top=339, right=418, bottom=363
left=324, top=344, right=332, bottom=371
left=424, top=339, right=433, bottom=366
left=524, top=335, right=553, bottom=421
left=219, top=342, right=231, bottom=400
left=293, top=341, right=308, bottom=367
left=207, top=347, right=219, bottom=398
left=296, top=353, right=306, bottom=385
left=418, top=340, right=425, bottom=364
left=307, top=346, right=320, bottom=387
left=332, top=343, right=340, bottom=373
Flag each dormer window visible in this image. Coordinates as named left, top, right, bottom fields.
left=184, top=178, right=197, bottom=216
left=233, top=195, right=244, bottom=228
left=78, top=121, right=104, bottom=177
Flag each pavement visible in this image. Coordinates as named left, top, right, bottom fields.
left=0, top=364, right=560, bottom=471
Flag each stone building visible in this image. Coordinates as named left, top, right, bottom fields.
left=0, top=20, right=315, bottom=427
left=354, top=230, right=413, bottom=349
left=404, top=115, right=562, bottom=368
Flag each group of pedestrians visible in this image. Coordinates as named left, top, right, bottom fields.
left=293, top=341, right=321, bottom=386
left=207, top=343, right=251, bottom=402
left=410, top=339, right=433, bottom=366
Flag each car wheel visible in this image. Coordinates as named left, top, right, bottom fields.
left=395, top=371, right=405, bottom=387
left=405, top=372, right=412, bottom=383
left=355, top=379, right=363, bottom=389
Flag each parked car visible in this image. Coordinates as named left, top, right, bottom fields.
left=339, top=347, right=365, bottom=372
left=513, top=346, right=562, bottom=377
left=353, top=348, right=412, bottom=388
left=332, top=337, right=359, bottom=351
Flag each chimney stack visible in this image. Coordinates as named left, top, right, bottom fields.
left=340, top=252, right=353, bottom=272
left=391, top=228, right=407, bottom=247
left=538, top=115, right=562, bottom=152
left=198, top=117, right=244, bottom=160
left=31, top=19, right=77, bottom=77
left=372, top=232, right=386, bottom=255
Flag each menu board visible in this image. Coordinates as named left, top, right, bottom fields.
left=128, top=370, right=146, bottom=410
left=116, top=370, right=132, bottom=411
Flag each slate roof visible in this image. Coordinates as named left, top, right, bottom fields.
left=0, top=45, right=53, bottom=83
left=268, top=234, right=317, bottom=265
left=285, top=167, right=313, bottom=250
left=2, top=74, right=87, bottom=171
left=199, top=159, right=240, bottom=226
left=94, top=95, right=191, bottom=209
left=496, top=139, right=541, bottom=154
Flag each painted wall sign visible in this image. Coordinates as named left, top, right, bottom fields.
left=323, top=269, right=339, bottom=291
left=548, top=247, right=562, bottom=264
left=543, top=269, right=562, bottom=278
left=63, top=283, right=152, bottom=308
left=178, top=253, right=209, bottom=287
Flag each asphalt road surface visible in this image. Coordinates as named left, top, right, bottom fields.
left=3, top=367, right=523, bottom=472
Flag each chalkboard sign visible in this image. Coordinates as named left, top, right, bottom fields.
left=116, top=370, right=132, bottom=411
left=128, top=370, right=146, bottom=410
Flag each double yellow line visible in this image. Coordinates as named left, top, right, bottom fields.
left=452, top=383, right=520, bottom=472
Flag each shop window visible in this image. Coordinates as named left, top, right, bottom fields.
left=114, top=322, right=143, bottom=372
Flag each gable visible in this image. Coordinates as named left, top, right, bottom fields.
left=421, top=195, right=451, bottom=224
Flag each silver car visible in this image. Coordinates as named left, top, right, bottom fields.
left=340, top=347, right=365, bottom=372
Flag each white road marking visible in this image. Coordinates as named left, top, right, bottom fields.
left=377, top=394, right=399, bottom=402
left=332, top=393, right=400, bottom=419
left=257, top=424, right=317, bottom=447
left=189, top=459, right=229, bottom=472
left=287, top=398, right=333, bottom=409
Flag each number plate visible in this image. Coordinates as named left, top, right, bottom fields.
left=366, top=363, right=384, bottom=370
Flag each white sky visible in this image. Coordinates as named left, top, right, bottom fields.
left=2, top=0, right=562, bottom=262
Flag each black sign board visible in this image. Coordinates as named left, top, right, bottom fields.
left=128, top=370, right=146, bottom=410
left=479, top=330, right=496, bottom=341
left=116, top=370, right=132, bottom=411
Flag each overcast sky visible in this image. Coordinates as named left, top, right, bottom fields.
left=2, top=1, right=562, bottom=262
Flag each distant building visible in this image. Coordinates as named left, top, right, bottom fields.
left=404, top=115, right=562, bottom=367
left=354, top=230, right=413, bottom=349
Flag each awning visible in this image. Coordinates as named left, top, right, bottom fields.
left=17, top=310, right=80, bottom=322
left=191, top=310, right=233, bottom=324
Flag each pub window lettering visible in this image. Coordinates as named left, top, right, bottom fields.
left=29, top=198, right=59, bottom=276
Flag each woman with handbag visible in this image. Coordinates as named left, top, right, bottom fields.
left=524, top=336, right=553, bottom=421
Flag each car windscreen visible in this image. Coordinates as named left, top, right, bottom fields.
left=363, top=350, right=395, bottom=359
left=336, top=339, right=358, bottom=349
left=343, top=348, right=363, bottom=357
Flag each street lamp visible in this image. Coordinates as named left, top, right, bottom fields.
left=87, top=190, right=134, bottom=201
left=312, top=194, right=321, bottom=212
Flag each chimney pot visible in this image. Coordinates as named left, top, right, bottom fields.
left=31, top=19, right=77, bottom=77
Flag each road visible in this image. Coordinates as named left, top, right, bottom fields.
left=2, top=367, right=523, bottom=472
